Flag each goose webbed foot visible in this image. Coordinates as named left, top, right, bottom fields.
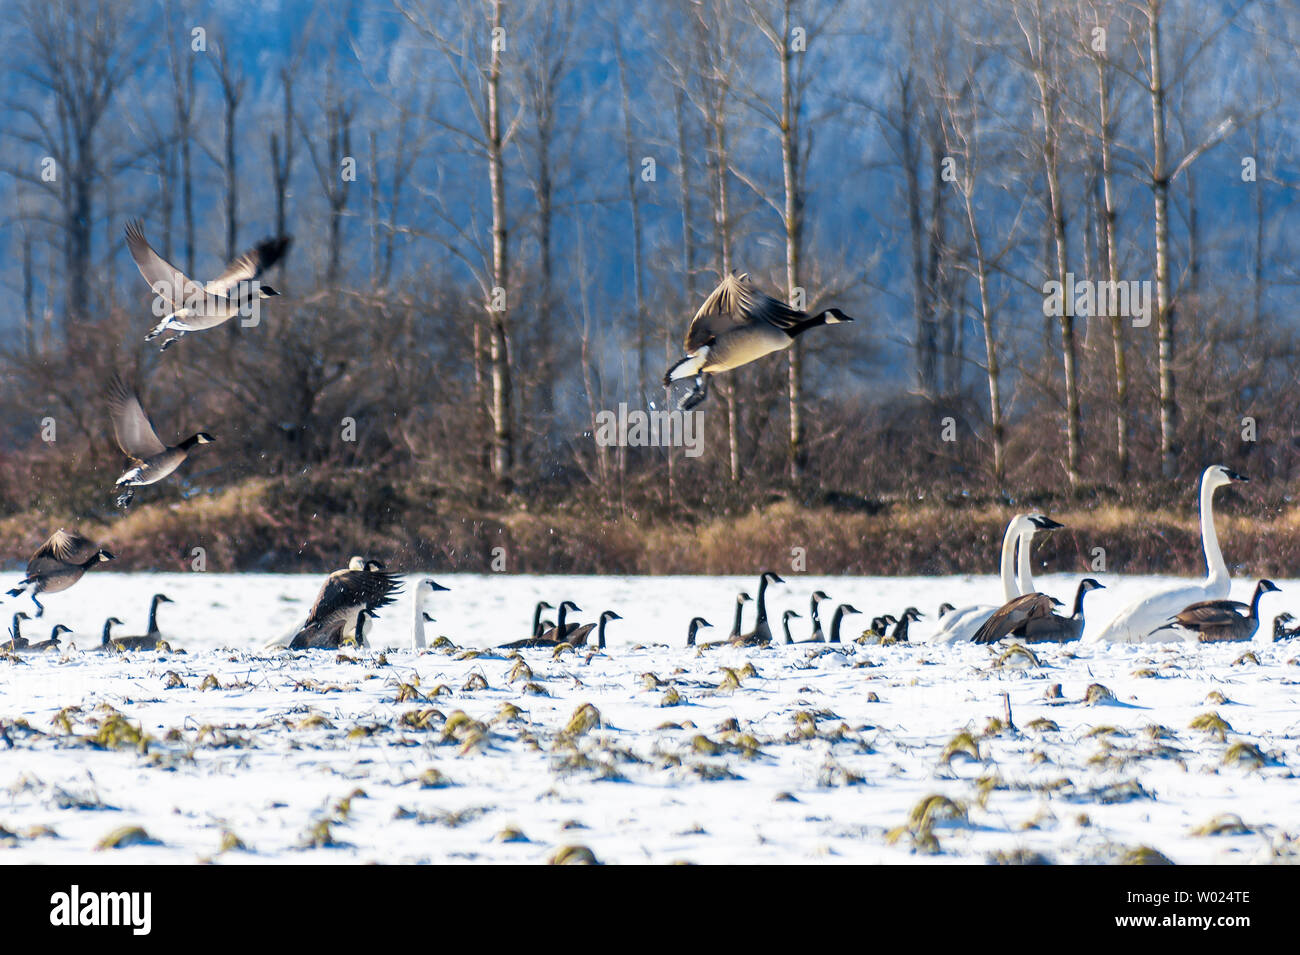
left=678, top=375, right=708, bottom=411
left=31, top=597, right=44, bottom=619
left=158, top=333, right=186, bottom=352
left=115, top=488, right=135, bottom=509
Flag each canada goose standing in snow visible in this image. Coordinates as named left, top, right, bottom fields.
left=732, top=571, right=784, bottom=646
left=277, top=557, right=404, bottom=650
left=1091, top=466, right=1248, bottom=643
left=807, top=591, right=830, bottom=642
left=686, top=617, right=713, bottom=647
left=20, top=623, right=72, bottom=653
left=569, top=610, right=622, bottom=649
left=528, top=601, right=555, bottom=639
left=1011, top=579, right=1105, bottom=643
left=124, top=219, right=291, bottom=351
left=107, top=376, right=214, bottom=507
left=1273, top=612, right=1298, bottom=641
left=663, top=273, right=854, bottom=409
left=499, top=601, right=581, bottom=649
left=138, top=593, right=172, bottom=640
left=890, top=607, right=923, bottom=642
left=409, top=578, right=451, bottom=649
left=727, top=592, right=753, bottom=640
left=6, top=530, right=115, bottom=617
left=828, top=604, right=862, bottom=644
left=112, top=595, right=177, bottom=651
left=781, top=610, right=802, bottom=644
left=1154, top=579, right=1280, bottom=643
left=96, top=616, right=125, bottom=650
left=3, top=612, right=30, bottom=650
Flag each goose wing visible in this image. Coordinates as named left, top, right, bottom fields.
left=204, top=235, right=293, bottom=296
left=107, top=376, right=167, bottom=459
left=683, top=273, right=805, bottom=351
left=1172, top=600, right=1249, bottom=629
left=30, top=530, right=98, bottom=568
left=971, top=593, right=1058, bottom=644
left=124, top=220, right=199, bottom=306
left=299, top=568, right=403, bottom=636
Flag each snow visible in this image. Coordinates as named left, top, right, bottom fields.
left=0, top=571, right=1297, bottom=864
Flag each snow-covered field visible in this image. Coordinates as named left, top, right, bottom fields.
left=1, top=571, right=1298, bottom=864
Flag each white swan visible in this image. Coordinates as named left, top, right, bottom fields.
left=409, top=578, right=450, bottom=649
left=1088, top=465, right=1246, bottom=644
left=929, top=513, right=1061, bottom=644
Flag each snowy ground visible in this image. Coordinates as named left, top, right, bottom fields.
left=1, top=571, right=1298, bottom=864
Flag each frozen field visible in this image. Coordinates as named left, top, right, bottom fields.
left=0, top=571, right=1298, bottom=864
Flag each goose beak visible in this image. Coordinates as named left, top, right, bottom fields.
left=1225, top=469, right=1249, bottom=483
left=1030, top=515, right=1064, bottom=530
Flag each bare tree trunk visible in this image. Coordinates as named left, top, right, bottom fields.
left=1146, top=0, right=1177, bottom=478
left=1096, top=45, right=1129, bottom=479
left=486, top=0, right=513, bottom=485
left=614, top=31, right=648, bottom=399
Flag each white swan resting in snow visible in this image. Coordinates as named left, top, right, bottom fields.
left=929, top=512, right=1062, bottom=644
left=1088, top=464, right=1246, bottom=644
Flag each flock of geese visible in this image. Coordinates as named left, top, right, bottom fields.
left=1, top=464, right=1291, bottom=655
left=0, top=223, right=1284, bottom=659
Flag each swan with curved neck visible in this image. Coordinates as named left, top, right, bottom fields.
left=410, top=578, right=451, bottom=649
left=1090, top=465, right=1247, bottom=643
left=930, top=513, right=1062, bottom=644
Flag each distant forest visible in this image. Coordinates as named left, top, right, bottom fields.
left=1, top=0, right=1298, bottom=573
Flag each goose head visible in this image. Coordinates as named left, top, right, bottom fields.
left=736, top=592, right=752, bottom=605
left=51, top=624, right=73, bottom=638
left=898, top=606, right=923, bottom=622
left=97, top=549, right=116, bottom=562
left=1026, top=513, right=1064, bottom=532
left=821, top=308, right=853, bottom=324
left=194, top=432, right=216, bottom=445
left=687, top=616, right=712, bottom=646
left=1275, top=612, right=1295, bottom=626
left=364, top=559, right=386, bottom=572
left=422, top=612, right=435, bottom=623
left=153, top=593, right=174, bottom=605
left=1256, top=579, right=1281, bottom=598
left=760, top=571, right=785, bottom=586
left=347, top=556, right=366, bottom=571
left=937, top=602, right=956, bottom=617
left=811, top=590, right=829, bottom=605
left=559, top=600, right=582, bottom=614
left=1078, top=579, right=1105, bottom=595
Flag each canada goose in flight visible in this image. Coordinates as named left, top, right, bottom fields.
left=6, top=530, right=115, bottom=617
left=124, top=219, right=291, bottom=351
left=1153, top=579, right=1280, bottom=643
left=731, top=571, right=784, bottom=646
left=276, top=557, right=403, bottom=650
left=974, top=579, right=1104, bottom=645
left=107, top=375, right=214, bottom=508
left=499, top=601, right=581, bottom=649
left=828, top=604, right=862, bottom=644
left=728, top=592, right=753, bottom=641
left=1273, top=612, right=1298, bottom=642
left=663, top=273, right=854, bottom=409
left=807, top=591, right=830, bottom=642
left=1091, top=466, right=1247, bottom=643
left=409, top=578, right=451, bottom=649
left=686, top=617, right=712, bottom=647
left=780, top=609, right=802, bottom=644
left=569, top=610, right=622, bottom=649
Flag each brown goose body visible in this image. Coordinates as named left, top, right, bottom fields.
left=1014, top=580, right=1105, bottom=644
left=499, top=601, right=580, bottom=649
left=289, top=559, right=403, bottom=649
left=1162, top=580, right=1280, bottom=643
left=7, top=531, right=115, bottom=616
left=971, top=593, right=1061, bottom=645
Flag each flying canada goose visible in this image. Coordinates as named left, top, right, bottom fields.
left=499, top=601, right=581, bottom=649
left=731, top=571, right=784, bottom=646
left=686, top=617, right=713, bottom=647
left=1272, top=612, right=1298, bottom=641
left=781, top=610, right=803, bottom=644
left=6, top=530, right=115, bottom=617
left=409, top=578, right=451, bottom=650
left=3, top=612, right=30, bottom=651
left=663, top=273, right=854, bottom=409
left=889, top=607, right=923, bottom=642
left=975, top=579, right=1104, bottom=645
left=569, top=610, right=622, bottom=649
left=1153, top=579, right=1280, bottom=644
left=807, top=591, right=830, bottom=642
left=728, top=592, right=753, bottom=640
left=108, top=376, right=214, bottom=508
left=271, top=557, right=403, bottom=650
left=1091, top=466, right=1247, bottom=643
left=828, top=604, right=862, bottom=644
left=931, top=513, right=1063, bottom=644
left=124, top=219, right=292, bottom=351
